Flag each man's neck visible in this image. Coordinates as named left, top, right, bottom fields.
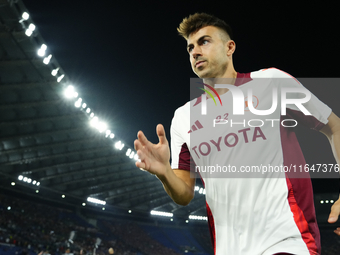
left=203, top=70, right=238, bottom=95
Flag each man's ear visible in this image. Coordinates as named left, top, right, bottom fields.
left=226, top=40, right=236, bottom=56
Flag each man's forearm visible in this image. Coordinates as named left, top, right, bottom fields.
left=157, top=165, right=194, bottom=206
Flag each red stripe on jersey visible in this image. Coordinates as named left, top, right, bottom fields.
left=286, top=178, right=318, bottom=254
left=206, top=201, right=216, bottom=255
left=280, top=115, right=320, bottom=254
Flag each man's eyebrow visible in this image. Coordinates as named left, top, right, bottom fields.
left=187, top=35, right=211, bottom=51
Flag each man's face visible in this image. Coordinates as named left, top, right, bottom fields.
left=187, top=26, right=230, bottom=78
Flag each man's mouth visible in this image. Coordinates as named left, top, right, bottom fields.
left=195, top=61, right=205, bottom=68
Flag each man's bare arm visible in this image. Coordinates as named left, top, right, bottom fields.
left=319, top=112, right=340, bottom=235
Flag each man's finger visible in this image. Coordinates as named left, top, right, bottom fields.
left=156, top=124, right=167, bottom=145
left=137, top=130, right=150, bottom=146
left=328, top=204, right=340, bottom=223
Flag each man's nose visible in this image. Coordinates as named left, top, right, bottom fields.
left=192, top=46, right=202, bottom=59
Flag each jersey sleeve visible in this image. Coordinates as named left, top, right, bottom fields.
left=272, top=68, right=332, bottom=130
left=170, top=108, right=192, bottom=171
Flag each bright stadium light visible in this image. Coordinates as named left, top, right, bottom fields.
left=90, top=116, right=99, bottom=127
left=82, top=203, right=86, bottom=206
left=105, top=130, right=111, bottom=137
left=126, top=148, right=131, bottom=156
left=109, top=133, right=114, bottom=139
left=25, top=29, right=33, bottom=37
left=87, top=197, right=106, bottom=205
left=134, top=154, right=139, bottom=161
left=64, top=85, right=75, bottom=98
left=23, top=177, right=28, bottom=182
left=36, top=190, right=39, bottom=193
left=18, top=175, right=23, bottom=180
left=22, top=12, right=29, bottom=20
left=51, top=67, right=59, bottom=76
left=32, top=180, right=36, bottom=185
left=96, top=122, right=107, bottom=133
left=90, top=113, right=94, bottom=118
left=115, top=141, right=122, bottom=149
left=36, top=182, right=40, bottom=186
left=57, top=74, right=65, bottom=83
left=37, top=44, right=47, bottom=57
left=43, top=54, right=52, bottom=64
left=129, top=151, right=135, bottom=159
left=11, top=182, right=15, bottom=186
left=62, top=195, right=65, bottom=198
left=194, top=186, right=199, bottom=191
left=27, top=178, right=32, bottom=183
left=86, top=108, right=91, bottom=113
left=25, top=23, right=35, bottom=36
left=150, top=210, right=173, bottom=217
left=74, top=100, right=81, bottom=108
left=189, top=215, right=208, bottom=221
left=82, top=103, right=87, bottom=109
left=28, top=23, right=35, bottom=31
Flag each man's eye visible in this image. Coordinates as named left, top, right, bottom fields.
left=202, top=40, right=208, bottom=45
left=188, top=47, right=193, bottom=53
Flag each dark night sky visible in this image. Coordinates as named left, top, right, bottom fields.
left=22, top=0, right=339, bottom=193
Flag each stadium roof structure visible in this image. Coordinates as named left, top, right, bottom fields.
left=0, top=0, right=208, bottom=222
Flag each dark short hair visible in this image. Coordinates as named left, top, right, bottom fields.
left=177, top=13, right=233, bottom=40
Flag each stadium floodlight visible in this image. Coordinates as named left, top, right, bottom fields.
left=185, top=220, right=189, bottom=223
left=194, top=186, right=199, bottom=191
left=129, top=151, right=135, bottom=159
left=37, top=44, right=47, bottom=57
left=126, top=148, right=131, bottom=156
left=90, top=112, right=94, bottom=118
left=11, top=182, right=15, bottom=186
left=57, top=74, right=65, bottom=83
left=128, top=210, right=132, bottom=213
left=325, top=200, right=329, bottom=203
left=36, top=182, right=40, bottom=186
left=25, top=29, right=33, bottom=37
left=32, top=180, right=36, bottom=185
left=134, top=154, right=139, bottom=161
left=23, top=177, right=28, bottom=182
left=115, top=141, right=122, bottom=149
left=74, top=100, right=81, bottom=108
left=64, top=85, right=74, bottom=98
left=87, top=197, right=106, bottom=205
left=82, top=103, right=87, bottom=109
left=51, top=68, right=59, bottom=76
left=90, top=116, right=99, bottom=127
left=170, top=218, right=173, bottom=221
left=62, top=195, right=65, bottom=198
left=109, top=133, right=114, bottom=139
left=43, top=54, right=52, bottom=64
left=120, top=143, right=124, bottom=150
left=331, top=200, right=334, bottom=203
left=7, top=207, right=11, bottom=210
left=105, top=130, right=111, bottom=137
left=189, top=215, right=208, bottom=221
left=36, top=190, right=39, bottom=193
left=27, top=178, right=32, bottom=183
left=199, top=188, right=203, bottom=194
left=28, top=23, right=36, bottom=31
left=150, top=210, right=173, bottom=217
left=22, top=12, right=29, bottom=20
left=102, top=207, right=105, bottom=210
left=86, top=108, right=91, bottom=113
left=25, top=24, right=36, bottom=36
left=96, top=121, right=107, bottom=133
left=82, top=203, right=86, bottom=206
left=18, top=175, right=23, bottom=180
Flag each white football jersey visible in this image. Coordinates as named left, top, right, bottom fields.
left=170, top=68, right=332, bottom=255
